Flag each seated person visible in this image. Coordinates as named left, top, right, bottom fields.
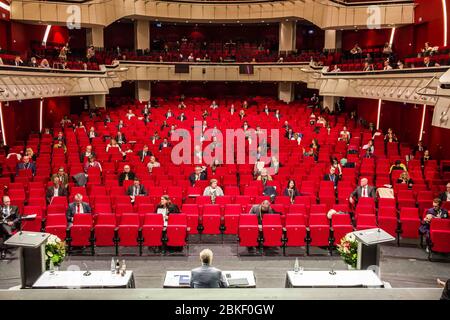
left=249, top=200, right=277, bottom=230
left=384, top=128, right=398, bottom=143
left=156, top=195, right=180, bottom=216
left=16, top=155, right=36, bottom=176
left=54, top=131, right=66, bottom=144
left=283, top=180, right=300, bottom=203
left=362, top=140, right=375, bottom=155
left=80, top=145, right=96, bottom=163
left=127, top=178, right=148, bottom=203
left=118, top=165, right=136, bottom=186
left=412, top=140, right=426, bottom=158
left=25, top=147, right=37, bottom=161
left=397, top=172, right=414, bottom=189
left=338, top=126, right=351, bottom=142
left=106, top=139, right=123, bottom=154
left=53, top=140, right=67, bottom=153
left=51, top=167, right=69, bottom=188
left=66, top=193, right=92, bottom=224
left=84, top=156, right=102, bottom=173
left=269, top=156, right=280, bottom=175
left=115, top=132, right=126, bottom=145
left=189, top=166, right=207, bottom=186
left=137, top=145, right=153, bottom=162
left=350, top=178, right=376, bottom=205
left=324, top=167, right=339, bottom=188
left=389, top=160, right=407, bottom=174
left=256, top=168, right=273, bottom=185
left=203, top=179, right=224, bottom=202
left=190, top=249, right=227, bottom=288
left=159, top=138, right=171, bottom=151
left=147, top=156, right=160, bottom=173
left=437, top=278, right=450, bottom=301
left=330, top=156, right=343, bottom=177
left=125, top=109, right=135, bottom=120
left=327, top=209, right=351, bottom=220
left=419, top=198, right=449, bottom=251
left=439, top=182, right=450, bottom=202
left=0, top=196, right=20, bottom=259
left=421, top=150, right=431, bottom=167
left=46, top=176, right=68, bottom=204
left=303, top=139, right=320, bottom=162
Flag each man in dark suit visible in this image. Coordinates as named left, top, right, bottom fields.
left=350, top=178, right=376, bottom=205
left=177, top=113, right=187, bottom=122
left=324, top=167, right=339, bottom=188
left=118, top=165, right=136, bottom=186
left=439, top=183, right=450, bottom=202
left=419, top=198, right=449, bottom=251
left=159, top=138, right=171, bottom=151
left=46, top=176, right=68, bottom=204
left=190, top=249, right=227, bottom=288
left=423, top=56, right=440, bottom=68
left=137, top=145, right=153, bottom=162
left=51, top=167, right=69, bottom=189
left=16, top=156, right=36, bottom=176
left=0, top=196, right=20, bottom=259
left=115, top=132, right=126, bottom=145
left=80, top=145, right=96, bottom=163
left=189, top=166, right=207, bottom=186
left=66, top=194, right=92, bottom=223
left=127, top=178, right=147, bottom=203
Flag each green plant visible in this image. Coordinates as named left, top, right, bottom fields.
left=336, top=232, right=358, bottom=269
left=45, top=234, right=66, bottom=269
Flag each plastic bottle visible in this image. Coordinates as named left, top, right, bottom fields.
left=110, top=258, right=115, bottom=274
left=294, top=258, right=299, bottom=274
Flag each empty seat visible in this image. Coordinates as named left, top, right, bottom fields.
left=94, top=214, right=117, bottom=247
left=69, top=214, right=94, bottom=249
left=262, top=214, right=283, bottom=248
left=331, top=214, right=354, bottom=245
left=141, top=214, right=164, bottom=248
left=399, top=207, right=420, bottom=240
left=166, top=214, right=188, bottom=248
left=284, top=215, right=307, bottom=248
left=238, top=214, right=259, bottom=249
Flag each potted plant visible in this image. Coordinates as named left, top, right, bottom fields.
left=337, top=232, right=358, bottom=269
left=45, top=234, right=66, bottom=270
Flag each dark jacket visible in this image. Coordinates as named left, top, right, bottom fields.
left=156, top=204, right=180, bottom=214
left=190, top=264, right=227, bottom=288
left=189, top=171, right=207, bottom=186
left=350, top=186, right=376, bottom=202
left=137, top=150, right=153, bottom=161
left=249, top=205, right=276, bottom=225
left=16, top=162, right=36, bottom=176
left=66, top=202, right=92, bottom=222
left=126, top=185, right=148, bottom=196
left=46, top=186, right=68, bottom=204
left=118, top=172, right=136, bottom=186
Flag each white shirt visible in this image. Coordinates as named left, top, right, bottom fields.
left=53, top=187, right=59, bottom=197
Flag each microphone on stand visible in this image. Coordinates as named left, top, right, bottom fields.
left=82, top=263, right=91, bottom=276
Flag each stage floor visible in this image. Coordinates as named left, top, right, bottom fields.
left=0, top=241, right=449, bottom=289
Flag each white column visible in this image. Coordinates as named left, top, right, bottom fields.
left=323, top=96, right=336, bottom=112
left=135, top=81, right=151, bottom=102
left=324, top=30, right=342, bottom=50
left=89, top=95, right=106, bottom=109
left=279, top=21, right=296, bottom=53
left=278, top=82, right=294, bottom=103
left=134, top=20, right=150, bottom=51
left=86, top=26, right=104, bottom=49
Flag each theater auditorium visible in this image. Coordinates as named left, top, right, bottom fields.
left=0, top=0, right=449, bottom=302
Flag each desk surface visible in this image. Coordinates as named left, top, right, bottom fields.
left=33, top=271, right=134, bottom=289
left=286, top=270, right=384, bottom=288
left=164, top=270, right=256, bottom=288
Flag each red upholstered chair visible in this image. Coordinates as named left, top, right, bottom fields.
left=45, top=214, right=68, bottom=242
left=141, top=214, right=164, bottom=253
left=377, top=206, right=399, bottom=238
left=429, top=219, right=450, bottom=259
left=307, top=215, right=331, bottom=254
left=181, top=204, right=200, bottom=234
left=94, top=214, right=117, bottom=247
left=223, top=204, right=241, bottom=236
left=238, top=214, right=260, bottom=251
left=356, top=215, right=378, bottom=230
left=399, top=207, right=421, bottom=240
left=116, top=214, right=141, bottom=254
left=284, top=215, right=307, bottom=250
left=262, top=214, right=283, bottom=250
left=21, top=206, right=43, bottom=232
left=68, top=214, right=94, bottom=254
left=200, top=204, right=222, bottom=235
left=331, top=214, right=354, bottom=245
left=166, top=214, right=188, bottom=250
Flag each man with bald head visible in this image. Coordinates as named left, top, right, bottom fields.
left=249, top=200, right=276, bottom=226
left=118, top=164, right=136, bottom=186
left=350, top=178, right=376, bottom=204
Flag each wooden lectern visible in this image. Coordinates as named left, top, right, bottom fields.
left=353, top=228, right=395, bottom=275
left=5, top=231, right=50, bottom=288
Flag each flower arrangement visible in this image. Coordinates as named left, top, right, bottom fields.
left=336, top=232, right=358, bottom=269
left=45, top=234, right=66, bottom=270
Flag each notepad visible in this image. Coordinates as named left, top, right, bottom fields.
left=178, top=275, right=190, bottom=285
left=227, top=278, right=249, bottom=286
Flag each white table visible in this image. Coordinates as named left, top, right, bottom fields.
left=32, top=271, right=135, bottom=289
left=164, top=270, right=256, bottom=288
left=285, top=270, right=384, bottom=288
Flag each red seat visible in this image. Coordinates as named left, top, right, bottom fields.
left=181, top=204, right=200, bottom=234
left=262, top=214, right=283, bottom=248
left=397, top=190, right=416, bottom=208
left=141, top=214, right=164, bottom=248
left=47, top=205, right=66, bottom=215
left=308, top=215, right=331, bottom=249
left=223, top=204, right=241, bottom=235
left=45, top=214, right=67, bottom=242
left=238, top=214, right=259, bottom=248
left=21, top=206, right=43, bottom=232
left=200, top=204, right=222, bottom=235
left=94, top=214, right=117, bottom=246
left=69, top=214, right=94, bottom=248
left=117, top=214, right=140, bottom=247
left=429, top=219, right=450, bottom=254
left=377, top=206, right=398, bottom=237
left=356, top=215, right=378, bottom=230
left=284, top=215, right=307, bottom=247
left=331, top=214, right=354, bottom=245
left=166, top=214, right=188, bottom=248
left=399, top=207, right=420, bottom=239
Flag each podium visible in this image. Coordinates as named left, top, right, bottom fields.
left=5, top=231, right=50, bottom=288
left=353, top=228, right=395, bottom=274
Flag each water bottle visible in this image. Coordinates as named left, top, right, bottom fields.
left=110, top=258, right=115, bottom=274
left=121, top=259, right=126, bottom=276
left=115, top=259, right=121, bottom=274
left=294, top=258, right=299, bottom=274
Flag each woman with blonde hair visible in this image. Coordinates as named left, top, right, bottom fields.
left=397, top=171, right=414, bottom=189
left=25, top=147, right=37, bottom=161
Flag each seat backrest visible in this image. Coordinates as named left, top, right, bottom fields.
left=309, top=215, right=330, bottom=226
left=332, top=214, right=352, bottom=226
left=119, top=214, right=140, bottom=226
left=378, top=206, right=397, bottom=217
left=143, top=214, right=164, bottom=226
left=262, top=214, right=282, bottom=226
left=285, top=214, right=306, bottom=226
left=96, top=214, right=117, bottom=226
left=181, top=204, right=199, bottom=215
left=46, top=214, right=67, bottom=226
left=430, top=218, right=450, bottom=231
left=239, top=214, right=258, bottom=226
left=73, top=214, right=93, bottom=226
left=400, top=207, right=419, bottom=219
left=203, top=204, right=221, bottom=215
left=168, top=213, right=187, bottom=226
